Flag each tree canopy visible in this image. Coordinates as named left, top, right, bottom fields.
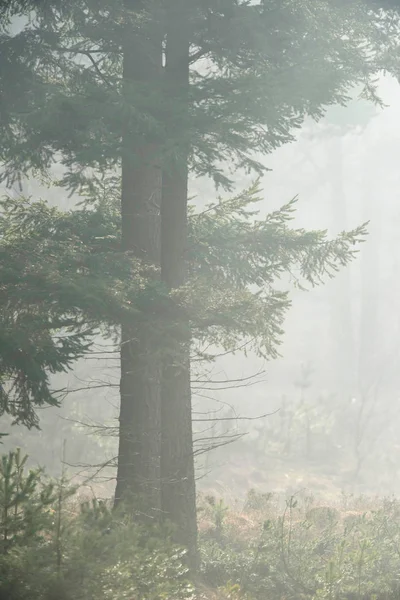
left=0, top=178, right=367, bottom=427
left=0, top=1, right=398, bottom=190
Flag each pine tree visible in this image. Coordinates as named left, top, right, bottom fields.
left=1, top=0, right=399, bottom=561
left=0, top=448, right=55, bottom=553
left=0, top=178, right=369, bottom=562
left=154, top=0, right=398, bottom=561
left=0, top=190, right=142, bottom=429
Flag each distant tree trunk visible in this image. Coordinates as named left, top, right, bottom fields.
left=352, top=155, right=381, bottom=483
left=160, top=1, right=198, bottom=566
left=329, top=135, right=356, bottom=396
left=358, top=169, right=381, bottom=397
left=114, top=1, right=162, bottom=520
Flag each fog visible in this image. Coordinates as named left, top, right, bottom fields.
left=4, top=74, right=400, bottom=503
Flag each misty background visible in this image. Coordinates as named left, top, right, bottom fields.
left=3, top=73, right=400, bottom=503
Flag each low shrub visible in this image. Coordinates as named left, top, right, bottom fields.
left=199, top=491, right=400, bottom=600
left=5, top=450, right=400, bottom=600
left=0, top=448, right=194, bottom=600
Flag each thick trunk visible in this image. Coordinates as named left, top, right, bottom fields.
left=160, top=3, right=198, bottom=565
left=160, top=171, right=197, bottom=561
left=114, top=2, right=162, bottom=520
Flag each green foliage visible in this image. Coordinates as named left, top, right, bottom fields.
left=62, top=502, right=194, bottom=600
left=5, top=451, right=400, bottom=600
left=0, top=0, right=397, bottom=434
left=200, top=492, right=400, bottom=599
left=188, top=181, right=367, bottom=361
left=0, top=449, right=194, bottom=600
left=0, top=191, right=142, bottom=428
left=0, top=448, right=55, bottom=553
left=0, top=173, right=368, bottom=432
left=0, top=1, right=398, bottom=191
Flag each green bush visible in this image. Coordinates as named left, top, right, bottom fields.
left=7, top=449, right=400, bottom=600
left=0, top=449, right=194, bottom=600
left=199, top=491, right=400, bottom=600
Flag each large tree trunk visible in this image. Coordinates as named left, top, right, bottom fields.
left=160, top=1, right=198, bottom=566
left=114, top=1, right=162, bottom=521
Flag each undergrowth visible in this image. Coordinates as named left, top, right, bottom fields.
left=199, top=490, right=400, bottom=600
left=0, top=448, right=193, bottom=600
left=3, top=448, right=400, bottom=600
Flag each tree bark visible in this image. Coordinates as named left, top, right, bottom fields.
left=160, top=1, right=198, bottom=566
left=114, top=1, right=162, bottom=521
